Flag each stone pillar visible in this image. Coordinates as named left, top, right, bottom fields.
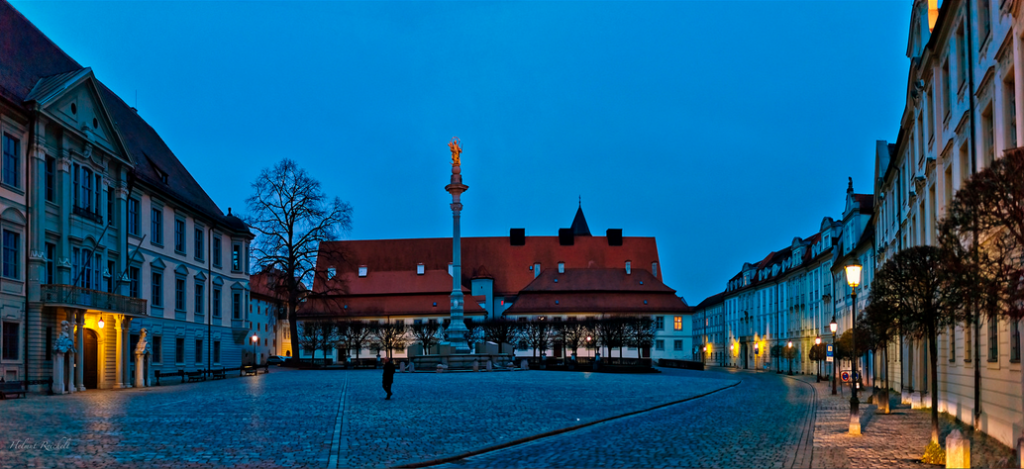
left=445, top=141, right=470, bottom=354
left=135, top=351, right=147, bottom=388
left=114, top=316, right=124, bottom=388
left=75, top=311, right=84, bottom=391
left=946, top=429, right=969, bottom=469
left=122, top=317, right=132, bottom=388
left=52, top=351, right=65, bottom=394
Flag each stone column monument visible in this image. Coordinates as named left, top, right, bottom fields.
left=445, top=137, right=471, bottom=354
left=52, top=320, right=75, bottom=394
left=134, top=328, right=152, bottom=388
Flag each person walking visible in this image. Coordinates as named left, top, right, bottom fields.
left=382, top=357, right=396, bottom=400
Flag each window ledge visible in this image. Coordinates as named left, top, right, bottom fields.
left=175, top=249, right=186, bottom=256
left=1, top=183, right=24, bottom=195
left=151, top=241, right=164, bottom=248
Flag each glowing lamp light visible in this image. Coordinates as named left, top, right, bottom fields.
left=815, top=337, right=821, bottom=345
left=787, top=341, right=792, bottom=348
left=97, top=318, right=105, bottom=329
left=845, top=263, right=862, bottom=289
left=251, top=334, right=258, bottom=343
left=829, top=318, right=838, bottom=334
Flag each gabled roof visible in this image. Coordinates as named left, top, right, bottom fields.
left=570, top=205, right=591, bottom=236
left=503, top=268, right=689, bottom=315
left=300, top=293, right=488, bottom=319
left=0, top=0, right=249, bottom=235
left=695, top=292, right=725, bottom=309
left=23, top=67, right=91, bottom=104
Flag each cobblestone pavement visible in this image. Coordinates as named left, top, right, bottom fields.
left=803, top=376, right=1016, bottom=468
left=438, top=368, right=817, bottom=469
left=0, top=367, right=738, bottom=468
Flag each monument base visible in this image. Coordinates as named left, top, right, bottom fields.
left=409, top=353, right=513, bottom=372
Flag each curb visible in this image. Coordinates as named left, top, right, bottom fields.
left=392, top=379, right=741, bottom=468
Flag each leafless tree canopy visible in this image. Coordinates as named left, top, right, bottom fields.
left=374, top=321, right=409, bottom=359
left=245, top=158, right=353, bottom=359
left=410, top=322, right=442, bottom=355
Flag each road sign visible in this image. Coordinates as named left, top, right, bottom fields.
left=826, top=345, right=834, bottom=363
left=840, top=371, right=850, bottom=382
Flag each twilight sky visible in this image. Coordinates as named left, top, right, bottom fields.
left=12, top=1, right=911, bottom=305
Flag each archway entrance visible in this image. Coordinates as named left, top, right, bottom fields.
left=84, top=329, right=98, bottom=389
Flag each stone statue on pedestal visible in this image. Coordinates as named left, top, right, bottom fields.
left=134, top=328, right=151, bottom=388
left=52, top=320, right=76, bottom=394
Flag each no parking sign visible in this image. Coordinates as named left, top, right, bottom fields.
left=840, top=371, right=851, bottom=382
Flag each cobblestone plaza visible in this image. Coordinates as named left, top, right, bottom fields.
left=1, top=367, right=1018, bottom=468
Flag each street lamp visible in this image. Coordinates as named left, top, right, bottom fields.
left=97, top=317, right=105, bottom=329
left=787, top=340, right=793, bottom=375
left=815, top=336, right=822, bottom=382
left=730, top=344, right=735, bottom=367
left=845, top=261, right=863, bottom=435
left=251, top=334, right=259, bottom=366
left=753, top=343, right=759, bottom=372
left=830, top=316, right=838, bottom=395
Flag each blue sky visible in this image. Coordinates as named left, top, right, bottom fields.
left=12, top=1, right=911, bottom=304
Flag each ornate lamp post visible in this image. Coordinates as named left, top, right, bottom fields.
left=845, top=261, right=863, bottom=435
left=815, top=336, right=822, bottom=382
left=787, top=340, right=794, bottom=375
left=251, top=334, right=259, bottom=366
left=830, top=317, right=838, bottom=395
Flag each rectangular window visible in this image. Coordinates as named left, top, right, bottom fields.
left=655, top=339, right=664, bottom=351
left=194, top=228, right=204, bottom=261
left=151, top=208, right=163, bottom=244
left=81, top=167, right=93, bottom=211
left=674, top=340, right=683, bottom=351
left=127, top=198, right=139, bottom=235
left=958, top=25, right=967, bottom=86
left=73, top=163, right=80, bottom=207
left=944, top=60, right=952, bottom=118
left=1013, top=320, right=1021, bottom=362
left=106, top=261, right=114, bottom=293
left=153, top=336, right=162, bottom=363
left=655, top=316, right=664, bottom=330
left=107, top=186, right=114, bottom=226
left=983, top=106, right=995, bottom=168
left=174, top=337, right=184, bottom=363
left=213, top=235, right=222, bottom=267
left=93, top=253, right=101, bottom=291
left=195, top=339, right=203, bottom=364
left=214, top=341, right=221, bottom=363
left=233, top=292, right=241, bottom=319
left=2, top=230, right=18, bottom=279
left=128, top=266, right=140, bottom=298
left=989, top=317, right=999, bottom=361
left=174, top=219, right=185, bottom=253
left=45, top=156, right=55, bottom=202
left=673, top=316, right=682, bottom=331
left=1006, top=74, right=1018, bottom=149
left=151, top=272, right=163, bottom=307
left=175, top=278, right=185, bottom=311
left=195, top=283, right=204, bottom=315
left=213, top=288, right=221, bottom=317
left=94, top=174, right=100, bottom=215
left=950, top=327, right=956, bottom=362
left=965, top=323, right=973, bottom=362
left=232, top=243, right=241, bottom=271
left=979, top=0, right=991, bottom=41
left=2, top=322, right=18, bottom=360
left=45, top=242, right=55, bottom=284
left=2, top=133, right=19, bottom=188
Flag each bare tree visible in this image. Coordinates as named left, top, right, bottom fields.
left=374, top=320, right=409, bottom=359
left=298, top=318, right=336, bottom=365
left=522, top=318, right=553, bottom=357
left=245, top=158, right=354, bottom=370
left=410, top=321, right=442, bottom=355
left=464, top=319, right=484, bottom=353
left=482, top=318, right=521, bottom=354
left=561, top=320, right=588, bottom=356
left=592, top=317, right=621, bottom=358
left=339, top=320, right=374, bottom=361
left=625, top=315, right=656, bottom=360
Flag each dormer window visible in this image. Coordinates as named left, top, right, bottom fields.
left=358, top=266, right=367, bottom=277
left=625, top=261, right=631, bottom=275
left=448, top=263, right=453, bottom=276
left=327, top=268, right=336, bottom=280
left=651, top=262, right=658, bottom=278
left=534, top=263, right=541, bottom=278
left=417, top=263, right=424, bottom=275
left=557, top=262, right=564, bottom=273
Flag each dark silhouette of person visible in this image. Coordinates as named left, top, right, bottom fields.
left=382, top=357, right=395, bottom=400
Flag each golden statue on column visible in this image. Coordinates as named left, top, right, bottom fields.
left=449, top=137, right=462, bottom=166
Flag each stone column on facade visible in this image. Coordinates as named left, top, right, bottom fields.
left=114, top=315, right=124, bottom=388
left=114, top=178, right=129, bottom=296
left=122, top=317, right=132, bottom=388
left=57, top=148, right=72, bottom=284
left=75, top=310, right=85, bottom=391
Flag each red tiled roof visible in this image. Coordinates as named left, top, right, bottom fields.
left=314, top=235, right=661, bottom=297
left=503, top=268, right=688, bottom=315
left=338, top=270, right=470, bottom=296
left=250, top=268, right=305, bottom=302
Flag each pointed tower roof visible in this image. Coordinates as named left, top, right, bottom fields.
left=570, top=199, right=592, bottom=236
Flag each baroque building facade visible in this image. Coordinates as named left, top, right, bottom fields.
left=0, top=0, right=253, bottom=391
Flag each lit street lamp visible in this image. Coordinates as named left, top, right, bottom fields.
left=845, top=261, right=863, bottom=435
left=830, top=316, right=838, bottom=395
left=753, top=343, right=759, bottom=372
left=787, top=340, right=793, bottom=375
left=251, top=334, right=259, bottom=366
left=815, top=336, right=822, bottom=382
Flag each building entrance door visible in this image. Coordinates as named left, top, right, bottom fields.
left=84, top=329, right=98, bottom=389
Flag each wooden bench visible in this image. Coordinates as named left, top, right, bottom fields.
left=186, top=371, right=206, bottom=383
left=0, top=381, right=27, bottom=399
left=211, top=369, right=226, bottom=380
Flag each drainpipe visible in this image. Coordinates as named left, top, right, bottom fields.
left=207, top=222, right=214, bottom=375
left=963, top=0, right=981, bottom=423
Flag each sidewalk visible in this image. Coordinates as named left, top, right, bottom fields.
left=795, top=375, right=1016, bottom=468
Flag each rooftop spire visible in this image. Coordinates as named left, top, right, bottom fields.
left=570, top=202, right=591, bottom=236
